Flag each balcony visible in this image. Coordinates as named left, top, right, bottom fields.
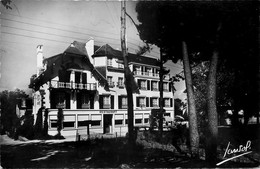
left=134, top=70, right=159, bottom=78
left=133, top=70, right=171, bottom=80
left=49, top=80, right=97, bottom=90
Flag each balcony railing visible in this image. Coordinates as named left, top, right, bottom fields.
left=134, top=70, right=159, bottom=78
left=133, top=70, right=170, bottom=80
left=49, top=80, right=97, bottom=90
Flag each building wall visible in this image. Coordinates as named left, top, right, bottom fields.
left=32, top=41, right=175, bottom=137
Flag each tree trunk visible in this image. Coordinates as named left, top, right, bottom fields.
left=121, top=1, right=134, bottom=145
left=159, top=49, right=164, bottom=136
left=182, top=41, right=200, bottom=157
left=205, top=49, right=219, bottom=165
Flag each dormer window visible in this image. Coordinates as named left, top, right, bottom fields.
left=107, top=76, right=114, bottom=87
left=118, top=77, right=124, bottom=88
left=107, top=58, right=112, bottom=66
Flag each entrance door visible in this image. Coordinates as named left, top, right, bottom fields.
left=103, top=114, right=113, bottom=134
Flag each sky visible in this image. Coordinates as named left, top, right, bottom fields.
left=0, top=0, right=186, bottom=100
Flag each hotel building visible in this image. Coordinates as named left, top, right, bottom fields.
left=29, top=39, right=174, bottom=136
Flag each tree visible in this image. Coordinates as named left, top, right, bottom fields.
left=34, top=107, right=44, bottom=138
left=57, top=108, right=64, bottom=137
left=1, top=0, right=12, bottom=9
left=136, top=1, right=259, bottom=165
left=0, top=89, right=28, bottom=137
left=43, top=108, right=49, bottom=137
left=174, top=98, right=186, bottom=117
left=136, top=1, right=200, bottom=158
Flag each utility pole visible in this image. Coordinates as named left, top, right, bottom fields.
left=121, top=0, right=134, bottom=145
left=159, top=49, right=164, bottom=136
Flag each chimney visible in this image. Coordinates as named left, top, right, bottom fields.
left=85, top=37, right=94, bottom=64
left=36, top=45, right=43, bottom=76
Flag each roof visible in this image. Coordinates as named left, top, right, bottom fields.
left=29, top=41, right=109, bottom=91
left=93, top=44, right=160, bottom=67
left=64, top=41, right=89, bottom=57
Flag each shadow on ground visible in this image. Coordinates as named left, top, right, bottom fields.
left=1, top=124, right=260, bottom=168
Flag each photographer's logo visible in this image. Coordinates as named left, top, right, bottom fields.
left=216, top=140, right=252, bottom=166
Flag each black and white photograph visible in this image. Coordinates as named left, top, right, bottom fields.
left=0, top=0, right=259, bottom=168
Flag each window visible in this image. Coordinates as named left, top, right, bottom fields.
left=151, top=81, right=158, bottom=91
left=82, top=94, right=90, bottom=109
left=137, top=97, right=145, bottom=108
left=154, top=69, right=159, bottom=77
left=144, top=114, right=149, bottom=124
left=164, top=98, right=170, bottom=107
left=119, top=96, right=128, bottom=109
left=99, top=95, right=114, bottom=109
left=56, top=93, right=65, bottom=108
left=115, top=114, right=124, bottom=126
left=107, top=76, right=114, bottom=87
left=63, top=115, right=75, bottom=128
left=107, top=58, right=112, bottom=66
left=138, top=79, right=147, bottom=90
left=91, top=115, right=102, bottom=127
left=134, top=66, right=141, bottom=75
left=78, top=115, right=89, bottom=127
left=163, top=82, right=168, bottom=91
left=125, top=114, right=128, bottom=125
left=118, top=77, right=124, bottom=88
left=151, top=98, right=158, bottom=107
left=49, top=115, right=57, bottom=128
left=103, top=96, right=110, bottom=109
left=145, top=67, right=152, bottom=76
left=75, top=72, right=87, bottom=84
left=135, top=114, right=143, bottom=125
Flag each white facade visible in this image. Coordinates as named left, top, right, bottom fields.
left=30, top=40, right=174, bottom=137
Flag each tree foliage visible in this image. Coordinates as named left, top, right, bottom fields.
left=1, top=0, right=12, bottom=9
left=136, top=1, right=259, bottom=165
left=0, top=89, right=28, bottom=136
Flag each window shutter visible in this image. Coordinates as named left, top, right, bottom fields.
left=136, top=97, right=140, bottom=107
left=150, top=98, right=153, bottom=107
left=146, top=97, right=149, bottom=107
left=169, top=83, right=171, bottom=92
left=111, top=95, right=114, bottom=109
left=170, top=98, right=173, bottom=107
left=65, top=93, right=70, bottom=109
left=90, top=94, right=94, bottom=109
left=138, top=79, right=141, bottom=88
left=118, top=96, right=122, bottom=109
left=77, top=93, right=82, bottom=109
left=99, top=95, right=103, bottom=109
left=82, top=73, right=87, bottom=84
left=147, top=80, right=150, bottom=90
left=75, top=72, right=80, bottom=83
